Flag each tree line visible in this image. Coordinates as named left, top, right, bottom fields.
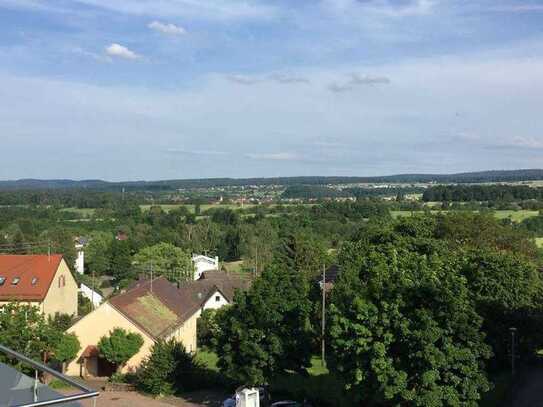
left=423, top=184, right=543, bottom=202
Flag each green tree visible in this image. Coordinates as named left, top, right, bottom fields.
left=459, top=249, right=543, bottom=365
left=110, top=239, right=133, bottom=282
left=48, top=313, right=74, bottom=331
left=328, top=244, right=492, bottom=406
left=0, top=303, right=59, bottom=367
left=197, top=309, right=222, bottom=349
left=134, top=242, right=193, bottom=282
left=53, top=333, right=81, bottom=373
left=86, top=232, right=113, bottom=276
left=98, top=328, right=144, bottom=373
left=137, top=339, right=201, bottom=395
left=216, top=264, right=314, bottom=385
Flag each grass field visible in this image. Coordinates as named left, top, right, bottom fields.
left=60, top=207, right=96, bottom=216
left=222, top=260, right=245, bottom=273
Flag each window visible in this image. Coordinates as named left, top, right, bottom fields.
left=58, top=275, right=65, bottom=288
left=215, top=295, right=221, bottom=302
left=12, top=277, right=20, bottom=285
left=31, top=277, right=38, bottom=286
left=0, top=277, right=5, bottom=286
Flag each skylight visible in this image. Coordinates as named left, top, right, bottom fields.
left=31, top=277, right=38, bottom=286
left=0, top=277, right=5, bottom=286
left=12, top=277, right=20, bottom=285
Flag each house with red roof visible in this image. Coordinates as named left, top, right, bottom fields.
left=0, top=254, right=78, bottom=318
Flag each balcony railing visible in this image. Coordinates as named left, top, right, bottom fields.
left=0, top=343, right=99, bottom=407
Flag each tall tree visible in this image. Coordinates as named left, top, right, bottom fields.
left=328, top=244, right=492, bottom=406
left=216, top=264, right=314, bottom=385
left=133, top=242, right=193, bottom=282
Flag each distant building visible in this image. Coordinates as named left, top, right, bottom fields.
left=115, top=231, right=128, bottom=241
left=0, top=255, right=78, bottom=317
left=191, top=254, right=219, bottom=280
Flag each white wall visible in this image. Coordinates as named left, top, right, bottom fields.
left=202, top=290, right=229, bottom=310
left=75, top=246, right=84, bottom=275
left=192, top=255, right=219, bottom=280
left=79, top=283, right=103, bottom=307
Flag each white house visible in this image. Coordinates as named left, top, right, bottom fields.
left=74, top=237, right=88, bottom=275
left=79, top=283, right=103, bottom=308
left=191, top=254, right=219, bottom=280
left=178, top=271, right=253, bottom=313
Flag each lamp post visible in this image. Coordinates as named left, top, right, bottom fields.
left=510, top=327, right=517, bottom=376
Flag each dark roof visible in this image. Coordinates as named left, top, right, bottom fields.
left=197, top=271, right=253, bottom=301
left=0, top=255, right=64, bottom=301
left=109, top=277, right=201, bottom=339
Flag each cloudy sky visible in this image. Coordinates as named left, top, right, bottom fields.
left=1, top=0, right=543, bottom=180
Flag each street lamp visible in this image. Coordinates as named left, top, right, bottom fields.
left=510, top=327, right=517, bottom=376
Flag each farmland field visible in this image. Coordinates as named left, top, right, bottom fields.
left=60, top=207, right=96, bottom=216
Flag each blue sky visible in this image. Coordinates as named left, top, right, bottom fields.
left=1, top=0, right=543, bottom=180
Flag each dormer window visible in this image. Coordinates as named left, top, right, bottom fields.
left=31, top=277, right=38, bottom=286
left=12, top=277, right=20, bottom=285
left=0, top=277, right=5, bottom=286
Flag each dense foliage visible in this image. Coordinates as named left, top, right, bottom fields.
left=329, top=242, right=492, bottom=406
left=0, top=303, right=81, bottom=374
left=423, top=184, right=543, bottom=202
left=216, top=263, right=314, bottom=385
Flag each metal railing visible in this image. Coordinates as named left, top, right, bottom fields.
left=0, top=344, right=99, bottom=407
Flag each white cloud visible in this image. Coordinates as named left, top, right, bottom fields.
left=329, top=73, right=391, bottom=92
left=72, top=47, right=112, bottom=63
left=3, top=46, right=543, bottom=179
left=226, top=74, right=263, bottom=85
left=105, top=43, right=140, bottom=60
left=148, top=21, right=186, bottom=35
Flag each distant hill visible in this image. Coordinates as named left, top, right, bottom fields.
left=1, top=169, right=543, bottom=191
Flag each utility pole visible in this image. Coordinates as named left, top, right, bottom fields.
left=255, top=244, right=258, bottom=276
left=150, top=263, right=153, bottom=294
left=91, top=268, right=96, bottom=310
left=321, top=264, right=326, bottom=367
left=510, top=327, right=517, bottom=376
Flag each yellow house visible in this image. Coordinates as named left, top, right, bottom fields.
left=66, top=277, right=201, bottom=377
left=0, top=254, right=78, bottom=317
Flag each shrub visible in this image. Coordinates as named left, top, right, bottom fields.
left=137, top=339, right=203, bottom=396
left=98, top=328, right=144, bottom=374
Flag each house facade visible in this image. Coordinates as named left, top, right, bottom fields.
left=66, top=277, right=201, bottom=377
left=0, top=255, right=78, bottom=317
